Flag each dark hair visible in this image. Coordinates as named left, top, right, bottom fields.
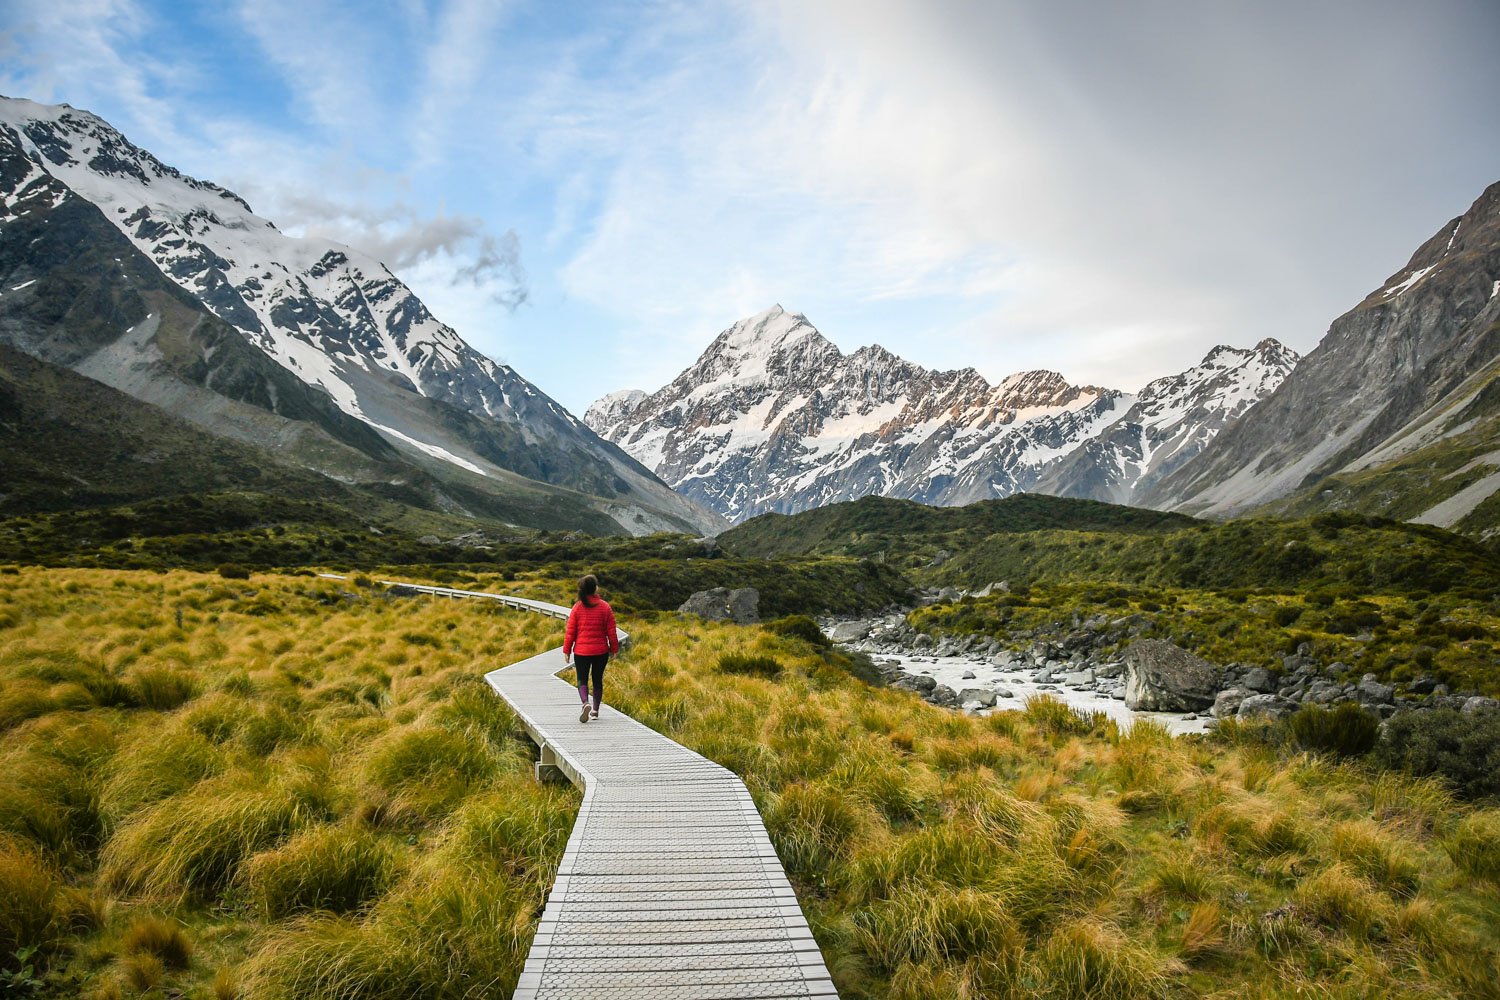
left=577, top=574, right=599, bottom=607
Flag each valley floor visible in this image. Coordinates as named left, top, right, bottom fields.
left=2, top=567, right=1498, bottom=999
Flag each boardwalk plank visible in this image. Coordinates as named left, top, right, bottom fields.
left=356, top=579, right=837, bottom=1000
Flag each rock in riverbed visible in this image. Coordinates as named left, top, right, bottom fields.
left=1122, top=640, right=1218, bottom=712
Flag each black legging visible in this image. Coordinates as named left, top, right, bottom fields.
left=575, top=654, right=609, bottom=706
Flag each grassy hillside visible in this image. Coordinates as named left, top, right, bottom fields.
left=0, top=498, right=911, bottom=618
left=0, top=345, right=349, bottom=516
left=720, top=494, right=1197, bottom=561
left=0, top=344, right=628, bottom=535
left=4, top=568, right=1497, bottom=999
left=1262, top=352, right=1500, bottom=541
left=722, top=495, right=1500, bottom=597
left=910, top=581, right=1500, bottom=695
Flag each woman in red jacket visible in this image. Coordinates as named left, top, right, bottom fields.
left=563, top=574, right=619, bottom=723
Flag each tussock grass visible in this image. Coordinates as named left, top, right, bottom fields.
left=4, top=567, right=1499, bottom=998
left=852, top=885, right=1023, bottom=973
left=244, top=824, right=397, bottom=918
left=101, top=726, right=226, bottom=823
left=0, top=835, right=62, bottom=963
left=120, top=914, right=192, bottom=969
left=1329, top=819, right=1421, bottom=897
left=1444, top=810, right=1500, bottom=885
left=1028, top=918, right=1174, bottom=1000
left=128, top=665, right=201, bottom=710
left=101, top=760, right=333, bottom=900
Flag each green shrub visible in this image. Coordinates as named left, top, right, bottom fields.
left=1270, top=606, right=1303, bottom=626
left=715, top=653, right=782, bottom=677
left=1375, top=709, right=1500, bottom=800
left=765, top=615, right=831, bottom=648
left=216, top=564, right=250, bottom=580
left=1289, top=703, right=1379, bottom=758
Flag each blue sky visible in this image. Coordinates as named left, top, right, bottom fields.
left=3, top=0, right=1498, bottom=415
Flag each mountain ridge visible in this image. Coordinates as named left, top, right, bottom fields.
left=0, top=94, right=722, bottom=536
left=1146, top=179, right=1500, bottom=538
left=587, top=305, right=1296, bottom=521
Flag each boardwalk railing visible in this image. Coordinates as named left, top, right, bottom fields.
left=322, top=575, right=839, bottom=999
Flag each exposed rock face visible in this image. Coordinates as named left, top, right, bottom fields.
left=677, top=587, right=760, bottom=624
left=1148, top=180, right=1500, bottom=536
left=1035, top=340, right=1299, bottom=505
left=1122, top=640, right=1219, bottom=712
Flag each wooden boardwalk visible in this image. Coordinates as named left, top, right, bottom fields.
left=353, top=579, right=838, bottom=1000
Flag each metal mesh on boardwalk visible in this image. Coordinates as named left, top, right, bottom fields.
left=371, top=580, right=838, bottom=1000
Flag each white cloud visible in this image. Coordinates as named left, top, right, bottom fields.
left=0, top=0, right=187, bottom=150
left=548, top=0, right=1500, bottom=399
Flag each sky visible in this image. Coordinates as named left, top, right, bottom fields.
left=3, top=0, right=1498, bottom=416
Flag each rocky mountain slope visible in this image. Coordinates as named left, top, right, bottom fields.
left=1147, top=180, right=1500, bottom=538
left=1035, top=340, right=1300, bottom=504
left=0, top=95, right=720, bottom=536
left=587, top=306, right=1294, bottom=521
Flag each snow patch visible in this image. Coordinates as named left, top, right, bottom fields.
left=366, top=422, right=489, bottom=477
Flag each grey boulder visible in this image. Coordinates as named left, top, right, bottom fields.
left=830, top=621, right=871, bottom=643
left=1355, top=673, right=1395, bottom=705
left=1212, top=687, right=1252, bottom=719
left=1122, top=640, right=1219, bottom=712
left=1242, top=667, right=1277, bottom=693
left=677, top=587, right=760, bottom=624
left=959, top=687, right=998, bottom=707
left=1237, top=694, right=1300, bottom=720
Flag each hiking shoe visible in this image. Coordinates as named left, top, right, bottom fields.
left=590, top=708, right=600, bottom=720
left=579, top=704, right=590, bottom=723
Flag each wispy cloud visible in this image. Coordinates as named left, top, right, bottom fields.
left=230, top=0, right=391, bottom=138
left=0, top=0, right=186, bottom=149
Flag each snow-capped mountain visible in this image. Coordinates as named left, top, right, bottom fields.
left=586, top=306, right=1297, bottom=523
left=0, top=96, right=720, bottom=535
left=1146, top=179, right=1500, bottom=536
left=1035, top=340, right=1300, bottom=504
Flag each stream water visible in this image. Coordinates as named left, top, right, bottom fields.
left=885, top=652, right=1212, bottom=736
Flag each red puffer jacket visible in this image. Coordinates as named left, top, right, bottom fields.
left=564, top=598, right=620, bottom=657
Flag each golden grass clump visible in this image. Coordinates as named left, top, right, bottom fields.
left=128, top=666, right=201, bottom=711
left=100, top=726, right=226, bottom=824
left=358, top=723, right=513, bottom=826
left=1178, top=901, right=1226, bottom=961
left=122, top=950, right=165, bottom=991
left=243, top=824, right=397, bottom=918
left=1443, top=810, right=1500, bottom=885
left=1328, top=818, right=1421, bottom=898
left=1026, top=917, right=1174, bottom=1000
left=852, top=885, right=1023, bottom=975
left=100, top=760, right=333, bottom=900
left=764, top=780, right=878, bottom=883
left=1294, top=863, right=1394, bottom=940
left=120, top=913, right=192, bottom=969
left=0, top=835, right=62, bottom=961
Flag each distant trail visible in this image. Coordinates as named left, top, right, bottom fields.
left=324, top=576, right=838, bottom=999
